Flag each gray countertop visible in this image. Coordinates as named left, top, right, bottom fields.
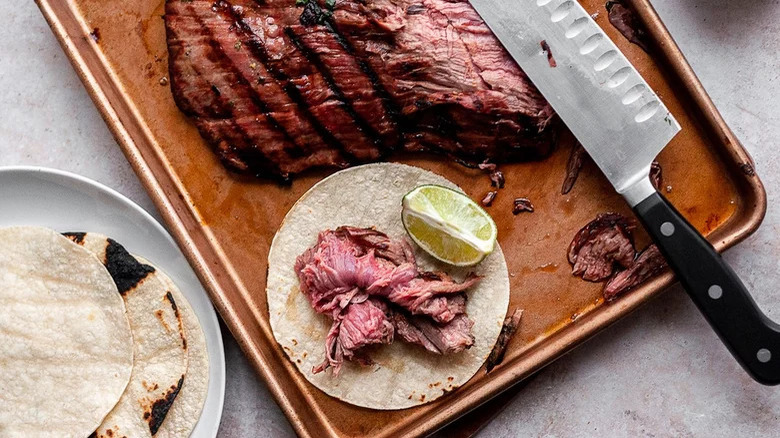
left=2, top=1, right=779, bottom=436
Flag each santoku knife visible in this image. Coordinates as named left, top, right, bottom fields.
left=469, top=0, right=780, bottom=384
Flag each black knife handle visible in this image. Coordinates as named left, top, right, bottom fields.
left=634, top=191, right=780, bottom=385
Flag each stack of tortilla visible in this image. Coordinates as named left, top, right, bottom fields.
left=0, top=227, right=209, bottom=438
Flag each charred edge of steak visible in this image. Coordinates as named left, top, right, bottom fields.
left=568, top=213, right=637, bottom=282
left=218, top=2, right=358, bottom=167
left=486, top=308, right=523, bottom=373
left=604, top=244, right=667, bottom=301
left=299, top=0, right=329, bottom=26
left=561, top=142, right=587, bottom=194
left=606, top=1, right=651, bottom=53
left=283, top=26, right=387, bottom=152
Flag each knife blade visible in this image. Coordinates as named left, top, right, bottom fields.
left=469, top=0, right=679, bottom=204
left=470, top=0, right=780, bottom=384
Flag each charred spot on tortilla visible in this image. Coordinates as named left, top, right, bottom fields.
left=164, top=290, right=188, bottom=349
left=62, top=231, right=86, bottom=244
left=441, top=385, right=459, bottom=396
left=144, top=375, right=184, bottom=435
left=105, top=238, right=155, bottom=294
left=165, top=291, right=180, bottom=317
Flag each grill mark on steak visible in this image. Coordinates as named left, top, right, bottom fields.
left=284, top=25, right=390, bottom=153
left=166, top=9, right=283, bottom=177
left=218, top=1, right=369, bottom=164
left=322, top=18, right=407, bottom=149
left=173, top=4, right=350, bottom=169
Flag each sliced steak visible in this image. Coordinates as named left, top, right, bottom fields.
left=604, top=244, right=667, bottom=301
left=314, top=298, right=395, bottom=374
left=383, top=272, right=479, bottom=323
left=295, top=227, right=479, bottom=322
left=568, top=213, right=636, bottom=282
left=295, top=226, right=480, bottom=372
left=165, top=0, right=556, bottom=180
left=391, top=308, right=475, bottom=354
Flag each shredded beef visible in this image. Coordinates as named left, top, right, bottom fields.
left=296, top=226, right=479, bottom=373
left=390, top=308, right=475, bottom=354
left=482, top=190, right=497, bottom=207
left=314, top=298, right=395, bottom=374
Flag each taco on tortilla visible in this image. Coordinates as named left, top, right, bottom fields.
left=266, top=163, right=510, bottom=410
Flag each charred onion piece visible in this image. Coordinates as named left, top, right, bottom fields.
left=512, top=198, right=534, bottom=215
left=568, top=213, right=636, bottom=282
left=486, top=308, right=523, bottom=373
left=604, top=244, right=667, bottom=301
left=561, top=142, right=587, bottom=195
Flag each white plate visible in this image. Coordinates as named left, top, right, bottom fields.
left=0, top=166, right=225, bottom=437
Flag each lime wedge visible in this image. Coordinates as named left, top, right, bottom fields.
left=401, top=184, right=497, bottom=266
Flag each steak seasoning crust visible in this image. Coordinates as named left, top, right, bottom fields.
left=164, top=0, right=556, bottom=181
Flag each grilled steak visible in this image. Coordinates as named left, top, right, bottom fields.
left=314, top=298, right=395, bottom=374
left=164, top=0, right=556, bottom=181
left=603, top=244, right=667, bottom=301
left=568, top=213, right=636, bottom=282
left=390, top=309, right=475, bottom=355
left=295, top=226, right=478, bottom=373
left=295, top=226, right=479, bottom=321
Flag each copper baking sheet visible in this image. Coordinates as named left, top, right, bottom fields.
left=35, top=0, right=765, bottom=436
